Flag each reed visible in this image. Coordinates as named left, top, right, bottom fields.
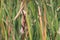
left=0, top=0, right=60, bottom=40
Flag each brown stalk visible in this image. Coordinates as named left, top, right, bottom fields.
left=21, top=10, right=26, bottom=40
left=43, top=4, right=47, bottom=40
left=13, top=0, right=25, bottom=20
left=38, top=6, right=43, bottom=40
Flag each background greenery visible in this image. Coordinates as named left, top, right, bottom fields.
left=0, top=0, right=60, bottom=40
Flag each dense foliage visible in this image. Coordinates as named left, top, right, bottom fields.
left=0, top=0, right=60, bottom=40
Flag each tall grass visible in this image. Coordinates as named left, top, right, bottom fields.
left=0, top=0, right=60, bottom=40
